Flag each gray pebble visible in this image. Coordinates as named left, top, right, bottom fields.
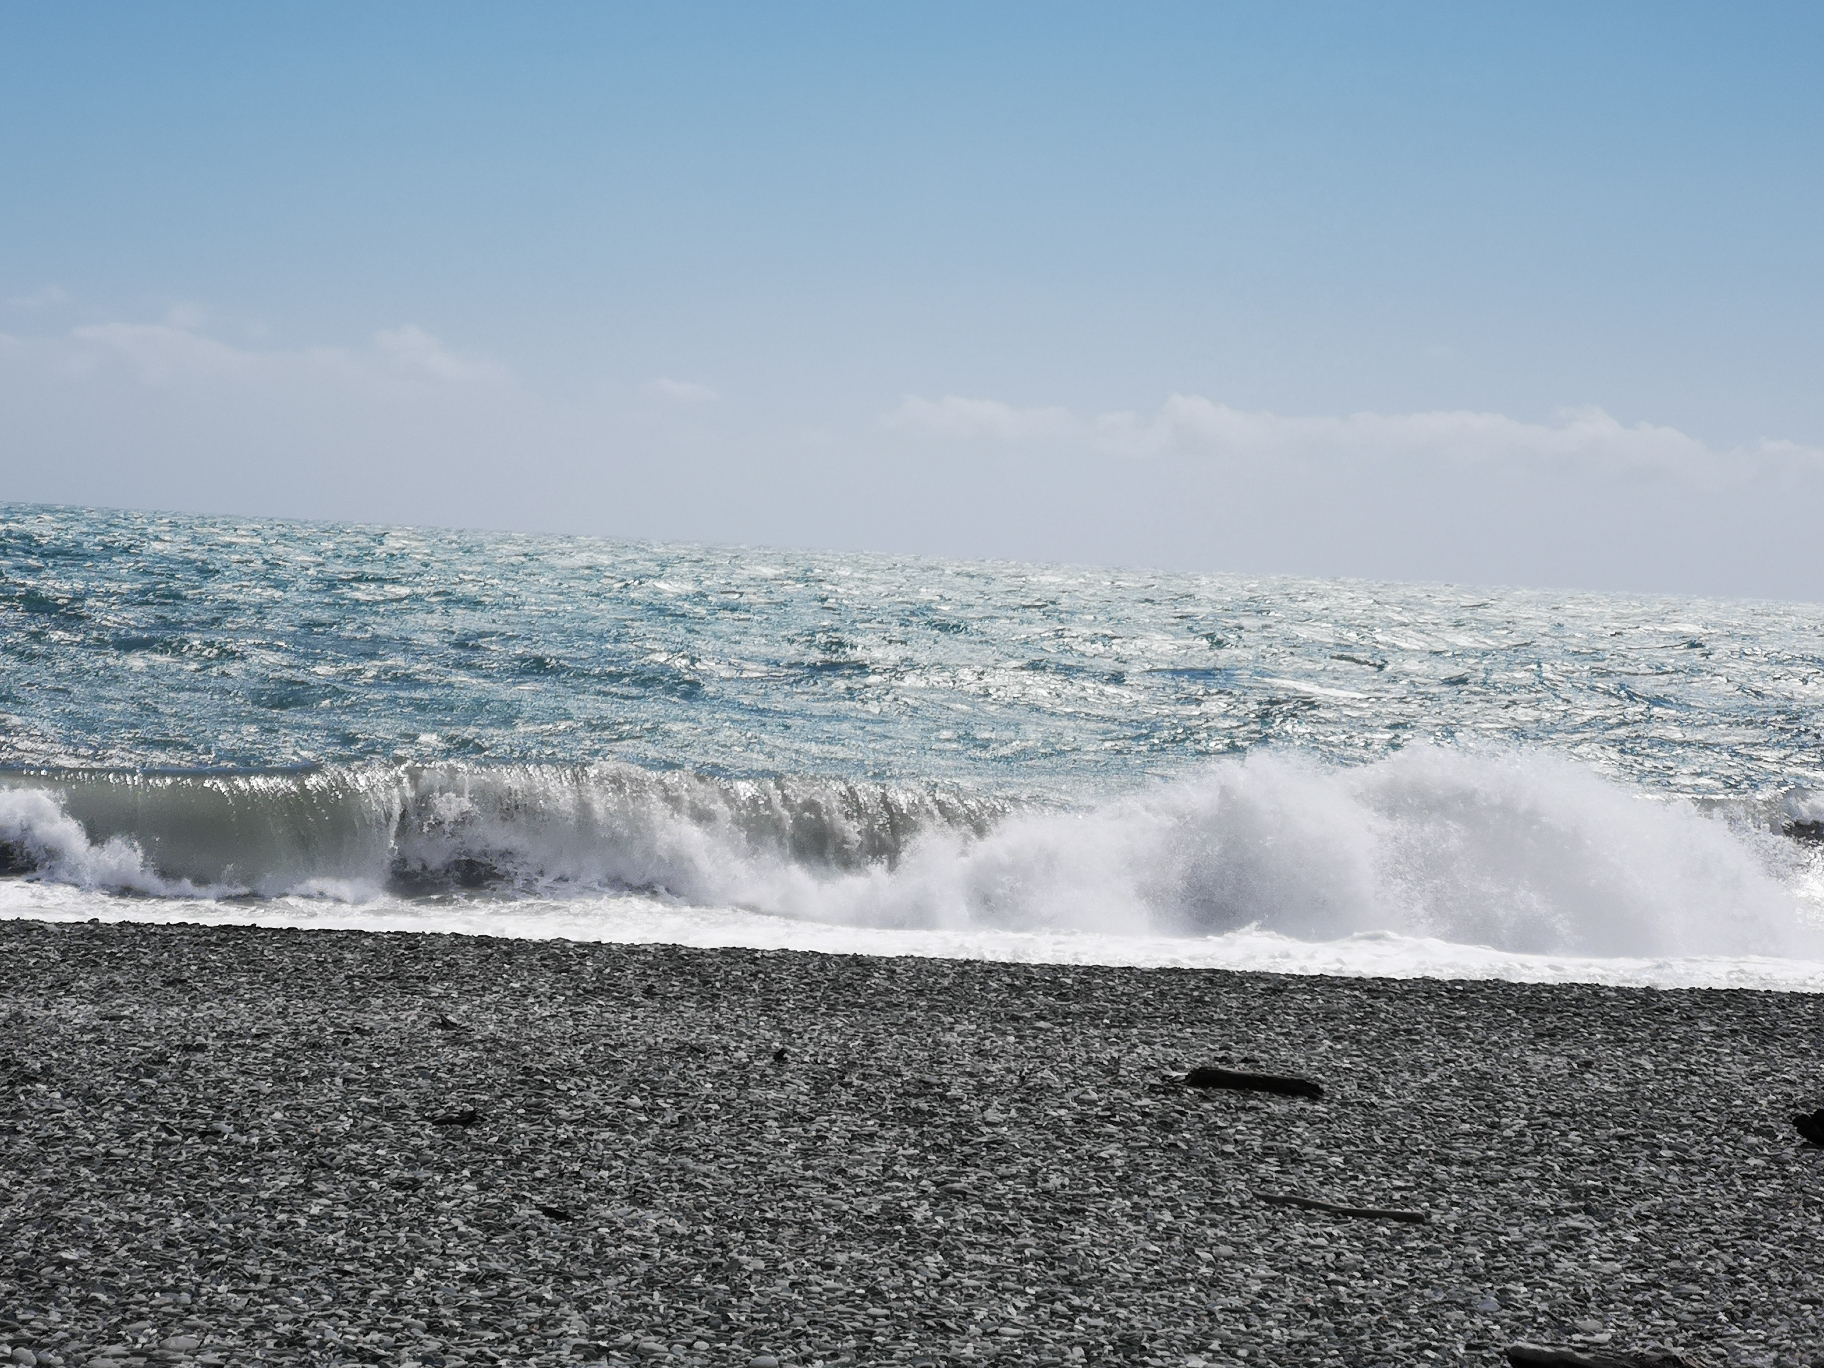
left=2, top=919, right=1821, bottom=1367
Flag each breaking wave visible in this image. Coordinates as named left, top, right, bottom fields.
left=0, top=762, right=1007, bottom=899
left=2, top=748, right=1820, bottom=961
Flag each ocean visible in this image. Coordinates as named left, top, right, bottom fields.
left=3, top=500, right=1821, bottom=989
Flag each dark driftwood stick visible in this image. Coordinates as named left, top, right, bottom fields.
left=1256, top=1191, right=1428, bottom=1223
left=1506, top=1345, right=1704, bottom=1368
left=1183, top=1065, right=1324, bottom=1099
left=1792, top=1108, right=1824, bottom=1146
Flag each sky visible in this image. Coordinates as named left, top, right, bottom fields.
left=2, top=2, right=1822, bottom=599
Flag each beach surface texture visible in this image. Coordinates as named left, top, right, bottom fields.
left=3, top=919, right=1822, bottom=1367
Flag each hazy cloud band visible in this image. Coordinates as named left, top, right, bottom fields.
left=891, top=393, right=1823, bottom=487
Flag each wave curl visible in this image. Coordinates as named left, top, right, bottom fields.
left=2, top=749, right=1819, bottom=960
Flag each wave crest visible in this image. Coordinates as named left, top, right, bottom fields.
left=1, top=749, right=1818, bottom=960
left=0, top=786, right=188, bottom=895
left=0, top=762, right=1008, bottom=898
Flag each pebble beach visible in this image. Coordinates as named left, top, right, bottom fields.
left=3, top=918, right=1823, bottom=1368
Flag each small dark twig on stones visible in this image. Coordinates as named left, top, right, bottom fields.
left=429, top=1107, right=483, bottom=1126
left=1506, top=1344, right=1706, bottom=1368
left=1183, top=1064, right=1323, bottom=1099
left=1256, top=1191, right=1427, bottom=1223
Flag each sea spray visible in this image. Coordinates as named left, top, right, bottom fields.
left=2, top=748, right=1817, bottom=965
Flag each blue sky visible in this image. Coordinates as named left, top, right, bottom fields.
left=3, top=3, right=1822, bottom=597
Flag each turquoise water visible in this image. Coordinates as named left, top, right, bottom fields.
left=5, top=502, right=1821, bottom=798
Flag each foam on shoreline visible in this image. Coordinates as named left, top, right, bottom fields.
left=7, top=886, right=1824, bottom=992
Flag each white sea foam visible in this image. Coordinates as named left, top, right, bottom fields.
left=2, top=746, right=1821, bottom=988
left=740, top=747, right=1821, bottom=960
left=0, top=787, right=199, bottom=896
left=4, top=880, right=1823, bottom=992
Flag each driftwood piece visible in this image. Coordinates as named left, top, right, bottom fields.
left=1792, top=1108, right=1824, bottom=1146
left=1506, top=1345, right=1705, bottom=1368
left=1183, top=1065, right=1324, bottom=1099
left=1256, top=1190, right=1428, bottom=1223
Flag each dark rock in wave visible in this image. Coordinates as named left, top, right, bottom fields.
left=0, top=839, right=38, bottom=877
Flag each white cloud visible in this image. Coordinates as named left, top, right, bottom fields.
left=6, top=284, right=69, bottom=310
left=0, top=311, right=738, bottom=538
left=6, top=309, right=1824, bottom=599
left=645, top=376, right=720, bottom=405
left=25, top=318, right=511, bottom=390
left=890, top=392, right=1824, bottom=487
left=892, top=394, right=1075, bottom=441
left=164, top=301, right=210, bottom=331
left=0, top=314, right=569, bottom=540
left=372, top=324, right=510, bottom=385
left=62, top=322, right=269, bottom=382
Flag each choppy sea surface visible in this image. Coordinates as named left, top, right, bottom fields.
left=4, top=501, right=1823, bottom=989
